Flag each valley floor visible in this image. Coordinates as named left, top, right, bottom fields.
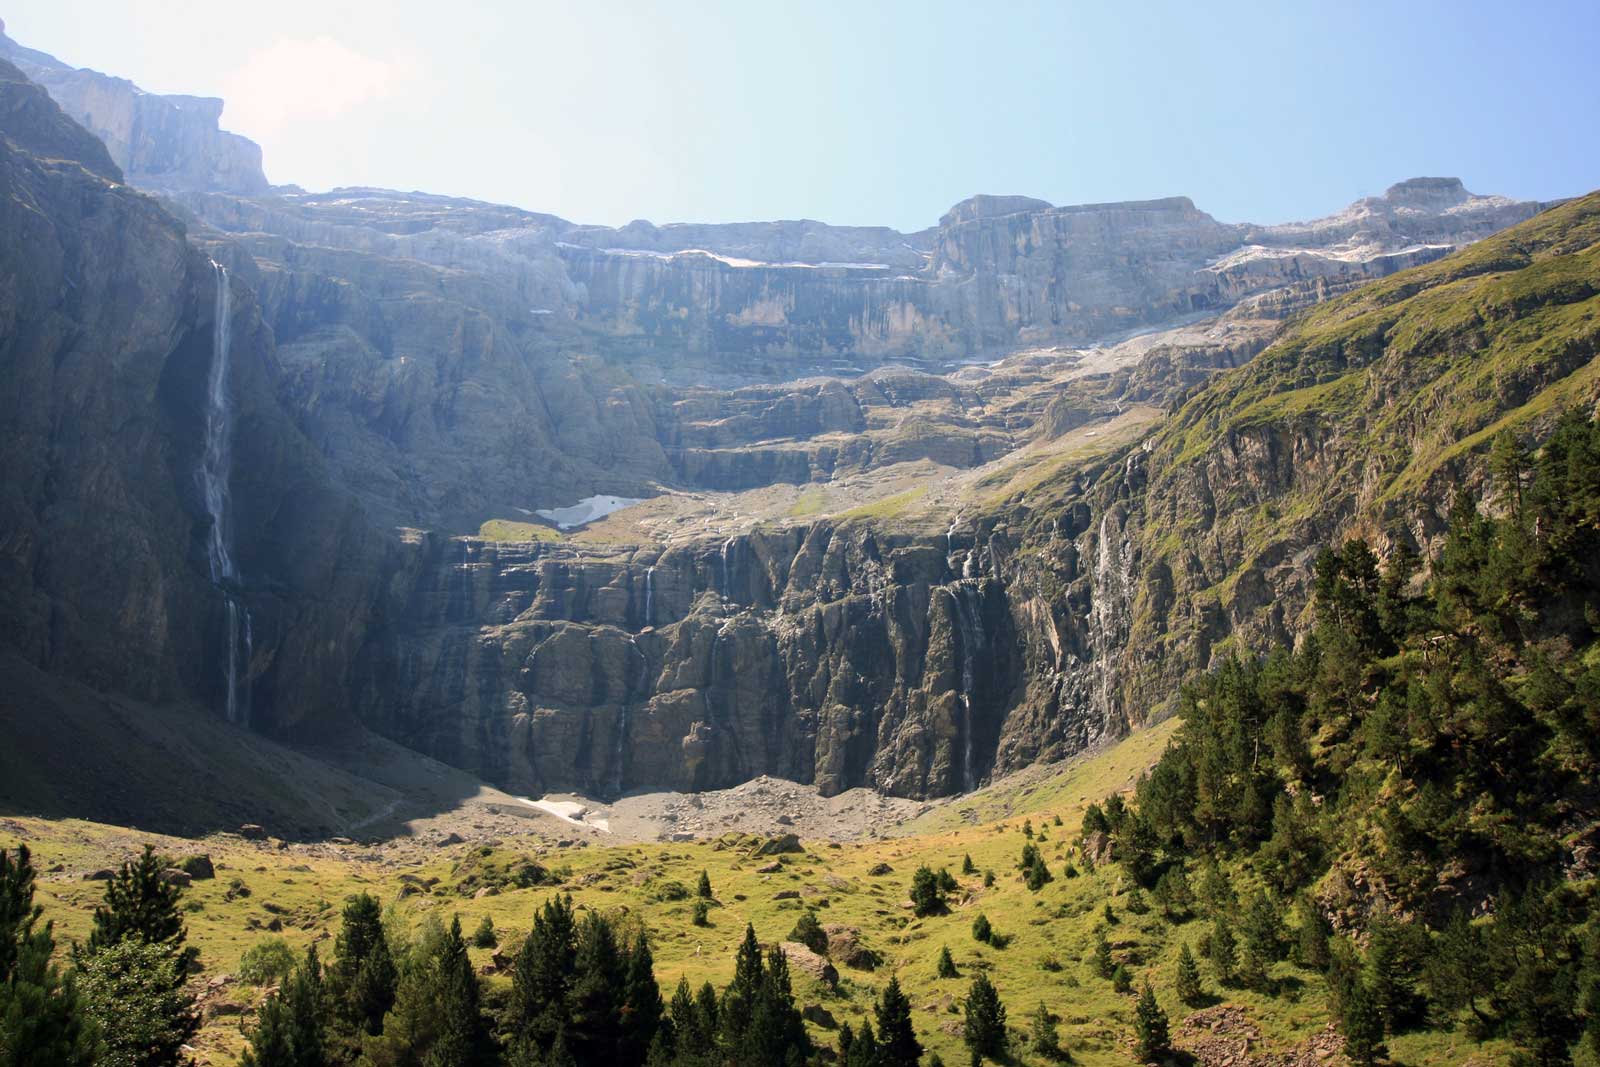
left=1, top=715, right=1514, bottom=1067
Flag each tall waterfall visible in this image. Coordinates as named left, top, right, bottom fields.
left=199, top=261, right=251, bottom=726
left=643, top=565, right=655, bottom=626
left=952, top=584, right=985, bottom=792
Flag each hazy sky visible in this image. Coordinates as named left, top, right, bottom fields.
left=7, top=1, right=1598, bottom=231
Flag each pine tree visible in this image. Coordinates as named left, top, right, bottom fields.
left=845, top=1019, right=879, bottom=1067
left=937, top=945, right=960, bottom=979
left=1133, top=981, right=1170, bottom=1062
left=1340, top=979, right=1386, bottom=1067
left=1029, top=1000, right=1062, bottom=1060
left=0, top=845, right=99, bottom=1067
left=697, top=870, right=713, bottom=899
left=511, top=893, right=576, bottom=1048
left=79, top=844, right=199, bottom=1067
left=427, top=916, right=491, bottom=1067
left=241, top=945, right=324, bottom=1067
left=1176, top=942, right=1204, bottom=1006
left=911, top=866, right=947, bottom=916
left=972, top=913, right=993, bottom=945
left=332, top=892, right=397, bottom=1036
left=962, top=854, right=977, bottom=875
left=620, top=933, right=663, bottom=1066
left=1211, top=916, right=1237, bottom=986
left=722, top=924, right=765, bottom=1044
left=87, top=846, right=193, bottom=968
left=567, top=911, right=625, bottom=1065
left=1113, top=964, right=1133, bottom=994
left=470, top=915, right=496, bottom=949
left=963, top=973, right=1007, bottom=1062
left=1094, top=928, right=1115, bottom=978
left=876, top=976, right=922, bottom=1067
left=1364, top=913, right=1419, bottom=1034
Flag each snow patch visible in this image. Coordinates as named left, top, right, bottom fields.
left=534, top=494, right=644, bottom=529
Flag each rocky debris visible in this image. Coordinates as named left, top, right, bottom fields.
left=773, top=890, right=800, bottom=901
left=756, top=862, right=783, bottom=874
left=751, top=834, right=804, bottom=856
left=823, top=925, right=880, bottom=971
left=160, top=868, right=193, bottom=887
left=82, top=869, right=114, bottom=881
left=1082, top=831, right=1113, bottom=867
left=801, top=1004, right=838, bottom=1029
left=867, top=862, right=894, bottom=876
left=778, top=942, right=838, bottom=987
left=238, top=826, right=268, bottom=841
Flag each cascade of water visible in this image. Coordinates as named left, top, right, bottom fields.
left=952, top=584, right=984, bottom=792
left=643, top=565, right=655, bottom=626
left=199, top=261, right=251, bottom=725
left=720, top=537, right=735, bottom=600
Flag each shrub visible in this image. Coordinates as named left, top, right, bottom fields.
left=238, top=936, right=297, bottom=986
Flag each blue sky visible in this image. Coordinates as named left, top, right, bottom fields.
left=7, top=0, right=1597, bottom=230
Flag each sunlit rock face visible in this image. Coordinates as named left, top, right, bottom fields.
left=0, top=28, right=1570, bottom=803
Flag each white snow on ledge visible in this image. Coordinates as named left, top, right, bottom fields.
left=534, top=494, right=644, bottom=529
left=515, top=796, right=612, bottom=834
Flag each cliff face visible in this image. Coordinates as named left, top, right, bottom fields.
left=0, top=58, right=379, bottom=743
left=2, top=30, right=1592, bottom=810
left=0, top=21, right=268, bottom=195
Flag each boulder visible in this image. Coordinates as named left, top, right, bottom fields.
left=778, top=942, right=838, bottom=986
left=179, top=855, right=215, bottom=880
left=159, top=868, right=192, bottom=887
left=238, top=825, right=267, bottom=841
left=751, top=833, right=804, bottom=856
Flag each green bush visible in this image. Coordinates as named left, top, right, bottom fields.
left=238, top=936, right=297, bottom=986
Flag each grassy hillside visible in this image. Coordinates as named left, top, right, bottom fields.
left=1, top=712, right=1512, bottom=1067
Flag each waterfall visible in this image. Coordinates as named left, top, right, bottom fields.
left=199, top=261, right=251, bottom=726
left=720, top=537, right=735, bottom=600
left=643, top=565, right=655, bottom=626
left=952, top=583, right=985, bottom=793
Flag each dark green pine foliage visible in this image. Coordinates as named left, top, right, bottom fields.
left=874, top=976, right=922, bottom=1067
left=937, top=944, right=960, bottom=979
left=1029, top=999, right=1062, bottom=1060
left=566, top=910, right=625, bottom=1065
left=87, top=845, right=196, bottom=971
left=619, top=933, right=664, bottom=1066
left=510, top=893, right=577, bottom=1050
left=0, top=845, right=98, bottom=1067
left=428, top=916, right=492, bottom=1067
left=963, top=973, right=1007, bottom=1062
left=721, top=924, right=765, bottom=1047
left=332, top=892, right=397, bottom=1036
left=962, top=854, right=977, bottom=875
left=910, top=866, right=947, bottom=916
left=972, top=913, right=993, bottom=945
left=1133, top=981, right=1170, bottom=1063
left=1085, top=415, right=1600, bottom=1065
left=1176, top=942, right=1204, bottom=1006
left=241, top=945, right=325, bottom=1067
left=741, top=946, right=809, bottom=1066
left=697, top=871, right=713, bottom=899
left=842, top=1019, right=878, bottom=1067
left=1093, top=928, right=1114, bottom=979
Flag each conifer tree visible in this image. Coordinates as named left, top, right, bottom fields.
left=511, top=893, right=576, bottom=1047
left=1176, top=942, right=1204, bottom=1006
left=937, top=944, right=960, bottom=979
left=428, top=915, right=491, bottom=1067
left=0, top=845, right=98, bottom=1067
left=722, top=924, right=765, bottom=1044
left=567, top=911, right=624, bottom=1065
left=962, top=854, right=977, bottom=875
left=844, top=1019, right=879, bottom=1067
left=1029, top=1000, right=1062, bottom=1059
left=1113, top=964, right=1133, bottom=994
left=1094, top=928, right=1115, bottom=978
left=1133, top=981, right=1170, bottom=1062
left=911, top=866, right=947, bottom=916
left=1211, top=916, right=1238, bottom=986
left=332, top=892, right=397, bottom=1036
left=972, top=913, right=993, bottom=945
left=87, top=845, right=195, bottom=972
left=241, top=945, right=324, bottom=1067
left=620, top=933, right=664, bottom=1066
left=697, top=870, right=713, bottom=899
left=963, top=973, right=1007, bottom=1062
left=1340, top=979, right=1386, bottom=1067
left=875, top=976, right=921, bottom=1067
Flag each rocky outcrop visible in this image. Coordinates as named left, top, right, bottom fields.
left=0, top=58, right=379, bottom=740
left=0, top=21, right=268, bottom=194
